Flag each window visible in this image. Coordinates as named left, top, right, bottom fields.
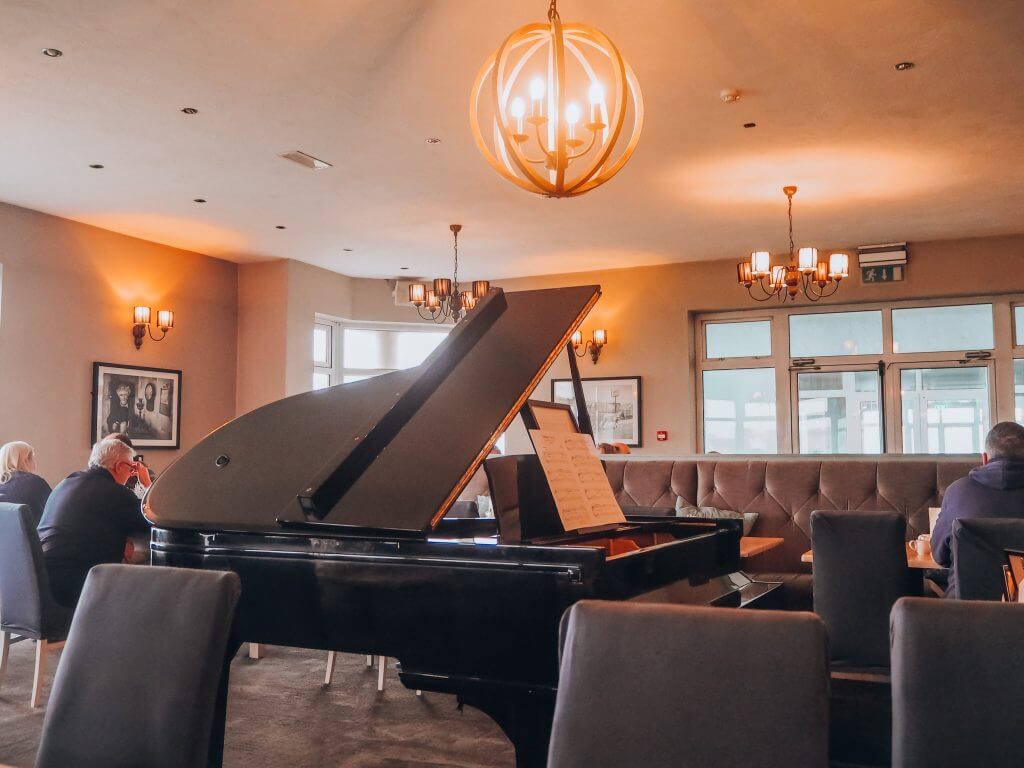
left=900, top=366, right=990, bottom=454
left=796, top=370, right=882, bottom=454
left=789, top=311, right=883, bottom=357
left=705, top=320, right=771, bottom=359
left=702, top=368, right=777, bottom=453
left=697, top=295, right=1022, bottom=455
left=892, top=304, right=994, bottom=353
left=312, top=318, right=449, bottom=391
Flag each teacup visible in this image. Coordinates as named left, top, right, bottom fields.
left=909, top=534, right=931, bottom=556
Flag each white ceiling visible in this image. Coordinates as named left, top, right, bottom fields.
left=2, top=0, right=1023, bottom=280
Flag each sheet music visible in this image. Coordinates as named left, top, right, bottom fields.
left=529, top=430, right=626, bottom=531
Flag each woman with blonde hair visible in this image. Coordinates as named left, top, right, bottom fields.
left=0, top=441, right=52, bottom=524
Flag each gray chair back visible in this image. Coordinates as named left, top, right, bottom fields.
left=891, top=597, right=1024, bottom=767
left=547, top=601, right=829, bottom=768
left=811, top=509, right=917, bottom=668
left=0, top=502, right=70, bottom=640
left=36, top=564, right=241, bottom=768
left=951, top=518, right=1024, bottom=600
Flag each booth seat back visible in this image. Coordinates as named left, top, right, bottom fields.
left=604, top=457, right=976, bottom=574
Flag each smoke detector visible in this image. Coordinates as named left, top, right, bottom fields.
left=720, top=88, right=741, bottom=103
left=279, top=150, right=333, bottom=170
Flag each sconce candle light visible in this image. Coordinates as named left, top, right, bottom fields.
left=571, top=328, right=608, bottom=364
left=132, top=305, right=174, bottom=349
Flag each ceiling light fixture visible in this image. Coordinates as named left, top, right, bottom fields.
left=408, top=225, right=491, bottom=324
left=193, top=198, right=206, bottom=203
left=89, top=164, right=104, bottom=169
left=743, top=122, right=757, bottom=128
left=425, top=137, right=442, bottom=144
left=736, top=185, right=849, bottom=302
left=181, top=107, right=198, bottom=115
left=275, top=225, right=286, bottom=230
left=342, top=248, right=354, bottom=252
left=470, top=0, right=643, bottom=198
left=895, top=61, right=915, bottom=71
left=42, top=48, right=63, bottom=58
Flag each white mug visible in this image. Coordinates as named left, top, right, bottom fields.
left=910, top=534, right=931, bottom=556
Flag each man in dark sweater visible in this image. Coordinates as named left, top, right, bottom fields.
left=932, top=421, right=1024, bottom=596
left=37, top=436, right=151, bottom=608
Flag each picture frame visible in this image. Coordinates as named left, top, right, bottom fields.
left=91, top=362, right=182, bottom=449
left=550, top=376, right=642, bottom=448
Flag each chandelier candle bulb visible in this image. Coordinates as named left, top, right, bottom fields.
left=529, top=77, right=546, bottom=120
left=409, top=283, right=426, bottom=306
left=510, top=97, right=527, bottom=137
left=798, top=247, right=818, bottom=273
left=829, top=253, right=850, bottom=279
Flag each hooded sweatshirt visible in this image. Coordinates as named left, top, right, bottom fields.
left=932, top=458, right=1024, bottom=596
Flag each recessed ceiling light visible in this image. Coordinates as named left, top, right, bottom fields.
left=400, top=266, right=409, bottom=270
left=342, top=248, right=354, bottom=252
left=425, top=137, right=442, bottom=144
left=89, top=164, right=104, bottom=169
left=181, top=107, right=198, bottom=115
left=743, top=122, right=756, bottom=128
left=42, top=48, right=63, bottom=58
left=275, top=225, right=286, bottom=230
left=193, top=198, right=207, bottom=203
left=895, top=61, right=915, bottom=71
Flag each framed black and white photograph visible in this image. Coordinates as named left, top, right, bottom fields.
left=91, top=362, right=182, bottom=448
left=550, top=376, right=642, bottom=447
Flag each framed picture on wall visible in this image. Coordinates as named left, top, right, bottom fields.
left=550, top=376, right=642, bottom=448
left=91, top=363, right=182, bottom=448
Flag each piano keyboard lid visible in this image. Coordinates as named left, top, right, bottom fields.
left=144, top=285, right=601, bottom=535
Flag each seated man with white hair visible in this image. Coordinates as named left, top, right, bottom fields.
left=37, top=436, right=151, bottom=608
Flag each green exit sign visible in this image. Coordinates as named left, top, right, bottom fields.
left=861, top=264, right=905, bottom=283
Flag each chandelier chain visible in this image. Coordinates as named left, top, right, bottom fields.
left=547, top=0, right=559, bottom=22
left=787, top=194, right=794, bottom=258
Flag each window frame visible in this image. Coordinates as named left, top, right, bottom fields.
left=695, top=293, right=1024, bottom=455
left=789, top=363, right=885, bottom=455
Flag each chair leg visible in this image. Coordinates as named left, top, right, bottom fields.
left=248, top=642, right=262, bottom=660
left=0, top=631, right=10, bottom=690
left=377, top=655, right=386, bottom=692
left=31, top=639, right=48, bottom=708
left=324, top=651, right=336, bottom=686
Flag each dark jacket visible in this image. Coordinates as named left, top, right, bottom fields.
left=932, top=458, right=1024, bottom=596
left=37, top=466, right=149, bottom=608
left=0, top=471, right=52, bottom=525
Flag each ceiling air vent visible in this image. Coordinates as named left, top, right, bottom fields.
left=279, top=150, right=333, bottom=170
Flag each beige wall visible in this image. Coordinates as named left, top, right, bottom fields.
left=0, top=202, right=237, bottom=484
left=236, top=261, right=288, bottom=415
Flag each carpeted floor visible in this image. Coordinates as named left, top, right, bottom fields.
left=0, top=642, right=514, bottom=767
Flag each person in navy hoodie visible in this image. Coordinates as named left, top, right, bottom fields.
left=932, top=422, right=1024, bottom=596
left=0, top=441, right=52, bottom=524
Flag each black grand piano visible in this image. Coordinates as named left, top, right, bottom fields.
left=145, top=285, right=778, bottom=766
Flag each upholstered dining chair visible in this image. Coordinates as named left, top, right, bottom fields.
left=891, top=597, right=1024, bottom=767
left=35, top=564, right=240, bottom=768
left=810, top=509, right=919, bottom=672
left=951, top=518, right=1024, bottom=600
left=547, top=601, right=830, bottom=768
left=0, top=502, right=73, bottom=707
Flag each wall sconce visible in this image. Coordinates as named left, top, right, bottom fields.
left=571, top=328, right=608, bottom=364
left=132, top=306, right=174, bottom=349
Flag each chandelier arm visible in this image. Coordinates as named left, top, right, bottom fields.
left=566, top=129, right=599, bottom=161
left=746, top=283, right=779, bottom=303
left=530, top=121, right=556, bottom=161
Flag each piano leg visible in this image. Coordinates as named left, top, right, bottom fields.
left=452, top=687, right=556, bottom=768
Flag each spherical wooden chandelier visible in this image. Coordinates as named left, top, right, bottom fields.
left=470, top=0, right=644, bottom=198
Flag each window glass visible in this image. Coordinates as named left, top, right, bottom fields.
left=1015, top=360, right=1024, bottom=425
left=394, top=331, right=447, bottom=368
left=900, top=366, right=990, bottom=453
left=789, top=311, right=883, bottom=357
left=892, top=304, right=994, bottom=353
left=1015, top=307, right=1024, bottom=346
left=702, top=368, right=777, bottom=453
left=705, top=320, right=771, bottom=359
left=797, top=370, right=882, bottom=454
left=312, top=371, right=331, bottom=390
left=313, top=324, right=331, bottom=366
left=343, top=329, right=386, bottom=369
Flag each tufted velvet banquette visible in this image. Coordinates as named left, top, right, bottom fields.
left=604, top=456, right=977, bottom=609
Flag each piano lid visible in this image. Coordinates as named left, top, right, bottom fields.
left=144, top=285, right=601, bottom=534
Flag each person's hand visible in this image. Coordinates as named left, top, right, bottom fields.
left=134, top=461, right=152, bottom=488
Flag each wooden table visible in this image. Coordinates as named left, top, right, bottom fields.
left=801, top=542, right=940, bottom=570
left=740, top=536, right=784, bottom=559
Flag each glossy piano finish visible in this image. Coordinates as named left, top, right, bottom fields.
left=151, top=517, right=750, bottom=766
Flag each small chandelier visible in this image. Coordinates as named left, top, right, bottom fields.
left=469, top=0, right=644, bottom=198
left=737, top=185, right=850, bottom=302
left=409, top=225, right=490, bottom=324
